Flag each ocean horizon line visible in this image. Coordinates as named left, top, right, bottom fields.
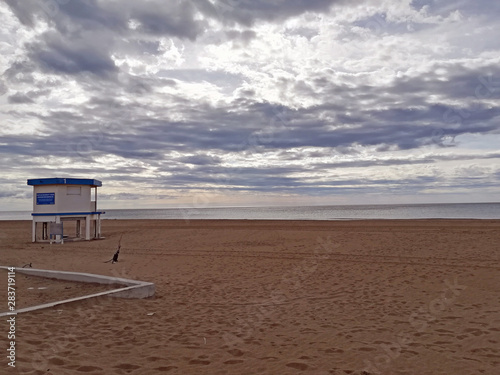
left=2, top=200, right=500, bottom=213
left=1, top=202, right=499, bottom=221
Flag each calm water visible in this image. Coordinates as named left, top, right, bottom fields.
left=2, top=203, right=499, bottom=221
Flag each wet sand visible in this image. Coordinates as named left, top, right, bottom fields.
left=1, top=219, right=499, bottom=374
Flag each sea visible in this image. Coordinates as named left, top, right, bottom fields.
left=1, top=203, right=500, bottom=221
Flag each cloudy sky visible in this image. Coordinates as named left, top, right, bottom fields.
left=1, top=0, right=499, bottom=210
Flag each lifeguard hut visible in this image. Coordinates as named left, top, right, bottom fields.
left=27, top=178, right=105, bottom=243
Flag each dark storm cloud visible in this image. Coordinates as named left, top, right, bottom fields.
left=5, top=0, right=203, bottom=39
left=194, top=0, right=357, bottom=26
left=3, top=0, right=205, bottom=81
left=0, top=131, right=164, bottom=162
left=4, top=61, right=499, bottom=165
left=2, top=60, right=37, bottom=85
left=131, top=1, right=204, bottom=40
left=285, top=66, right=500, bottom=150
left=28, top=31, right=118, bottom=77
left=8, top=92, right=34, bottom=104
left=178, top=154, right=223, bottom=165
left=389, top=64, right=500, bottom=100
left=158, top=170, right=302, bottom=189
left=312, top=152, right=500, bottom=170
left=4, top=0, right=350, bottom=61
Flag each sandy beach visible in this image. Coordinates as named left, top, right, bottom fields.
left=1, top=219, right=499, bottom=374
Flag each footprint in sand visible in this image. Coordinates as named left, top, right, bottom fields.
left=286, top=362, right=309, bottom=370
left=324, top=348, right=344, bottom=354
left=464, top=328, right=485, bottom=336
left=48, top=357, right=65, bottom=366
left=146, top=356, right=164, bottom=362
left=189, top=359, right=211, bottom=365
left=227, top=348, right=245, bottom=357
left=155, top=366, right=178, bottom=371
left=113, top=363, right=141, bottom=370
left=356, top=347, right=377, bottom=352
left=76, top=365, right=104, bottom=372
left=224, top=359, right=244, bottom=364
